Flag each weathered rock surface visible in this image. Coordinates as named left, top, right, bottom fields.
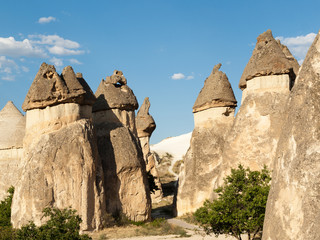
left=22, top=63, right=96, bottom=111
left=239, top=30, right=299, bottom=90
left=93, top=71, right=151, bottom=221
left=176, top=64, right=236, bottom=216
left=262, top=31, right=320, bottom=240
left=0, top=101, right=25, bottom=200
left=93, top=70, right=138, bottom=112
left=12, top=63, right=105, bottom=231
left=136, top=97, right=163, bottom=202
left=193, top=64, right=237, bottom=113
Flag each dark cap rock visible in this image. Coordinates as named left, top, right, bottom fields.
left=136, top=97, right=156, bottom=138
left=239, top=30, right=299, bottom=90
left=193, top=64, right=237, bottom=113
left=22, top=63, right=96, bottom=111
left=93, top=70, right=138, bottom=112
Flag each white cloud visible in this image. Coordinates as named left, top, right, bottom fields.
left=48, top=46, right=84, bottom=55
left=50, top=57, right=63, bottom=67
left=69, top=58, right=82, bottom=65
left=0, top=56, right=18, bottom=72
left=0, top=37, right=47, bottom=58
left=171, top=73, right=185, bottom=80
left=1, top=75, right=15, bottom=81
left=186, top=76, right=194, bottom=80
left=21, top=66, right=29, bottom=72
left=38, top=16, right=56, bottom=24
left=276, top=32, right=316, bottom=63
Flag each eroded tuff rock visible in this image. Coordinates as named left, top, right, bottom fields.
left=136, top=97, right=163, bottom=203
left=262, top=31, right=320, bottom=240
left=22, top=63, right=96, bottom=111
left=93, top=70, right=138, bottom=112
left=93, top=71, right=151, bottom=221
left=12, top=63, right=105, bottom=231
left=0, top=101, right=25, bottom=200
left=176, top=64, right=237, bottom=216
left=193, top=64, right=237, bottom=113
left=239, top=30, right=299, bottom=90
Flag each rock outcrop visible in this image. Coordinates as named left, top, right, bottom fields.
left=93, top=70, right=151, bottom=221
left=176, top=64, right=237, bottom=216
left=11, top=63, right=105, bottom=231
left=0, top=101, right=25, bottom=200
left=262, top=31, right=320, bottom=240
left=219, top=30, right=298, bottom=175
left=136, top=97, right=163, bottom=203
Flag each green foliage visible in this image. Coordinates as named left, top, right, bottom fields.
left=15, top=207, right=92, bottom=240
left=194, top=165, right=271, bottom=240
left=0, top=186, right=14, bottom=227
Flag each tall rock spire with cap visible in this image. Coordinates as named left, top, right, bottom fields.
left=176, top=64, right=237, bottom=216
left=262, top=31, right=320, bottom=240
left=11, top=63, right=105, bottom=231
left=136, top=97, right=163, bottom=203
left=93, top=70, right=151, bottom=222
left=0, top=101, right=25, bottom=200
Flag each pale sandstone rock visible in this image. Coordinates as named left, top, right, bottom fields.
left=11, top=64, right=105, bottom=231
left=93, top=71, right=151, bottom=221
left=136, top=98, right=163, bottom=203
left=0, top=101, right=25, bottom=200
left=262, top=31, right=320, bottom=240
left=176, top=64, right=236, bottom=216
left=239, top=30, right=298, bottom=90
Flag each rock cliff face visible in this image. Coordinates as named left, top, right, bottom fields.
left=136, top=97, right=163, bottom=203
left=11, top=63, right=105, bottom=231
left=262, top=31, right=320, bottom=240
left=176, top=64, right=237, bottom=216
left=93, top=70, right=151, bottom=221
left=0, top=101, right=25, bottom=200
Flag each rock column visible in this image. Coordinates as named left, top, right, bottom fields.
left=11, top=63, right=105, bottom=231
left=93, top=70, right=151, bottom=221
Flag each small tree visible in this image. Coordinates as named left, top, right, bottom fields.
left=194, top=165, right=271, bottom=240
left=0, top=186, right=14, bottom=227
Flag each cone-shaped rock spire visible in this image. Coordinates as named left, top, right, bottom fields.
left=0, top=101, right=25, bottom=149
left=239, top=30, right=299, bottom=90
left=93, top=70, right=138, bottom=112
left=262, top=31, right=320, bottom=240
left=22, top=63, right=96, bottom=111
left=193, top=63, right=237, bottom=113
left=136, top=97, right=156, bottom=138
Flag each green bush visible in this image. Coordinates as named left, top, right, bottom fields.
left=15, top=207, right=92, bottom=240
left=194, top=165, right=271, bottom=240
left=0, top=186, right=14, bottom=227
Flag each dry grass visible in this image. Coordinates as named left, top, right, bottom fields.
left=89, top=219, right=189, bottom=240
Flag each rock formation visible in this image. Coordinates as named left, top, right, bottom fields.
left=176, top=64, right=237, bottom=216
left=0, top=101, right=25, bottom=200
left=11, top=63, right=105, bottom=231
left=93, top=70, right=151, bottom=221
left=136, top=97, right=163, bottom=203
left=219, top=30, right=299, bottom=175
left=262, top=31, right=320, bottom=240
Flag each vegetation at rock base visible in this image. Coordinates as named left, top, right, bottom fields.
left=194, top=165, right=271, bottom=240
left=0, top=187, right=91, bottom=240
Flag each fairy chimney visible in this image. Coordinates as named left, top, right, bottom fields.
left=93, top=70, right=151, bottom=222
left=0, top=101, right=25, bottom=200
left=176, top=64, right=237, bottom=216
left=11, top=63, right=105, bottom=231
left=136, top=97, right=163, bottom=203
left=262, top=31, right=320, bottom=240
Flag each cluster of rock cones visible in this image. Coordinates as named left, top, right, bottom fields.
left=0, top=29, right=320, bottom=239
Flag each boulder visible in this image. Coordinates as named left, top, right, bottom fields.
left=11, top=63, right=105, bottom=231
left=176, top=64, right=237, bottom=216
left=262, top=31, right=320, bottom=240
left=93, top=71, right=151, bottom=221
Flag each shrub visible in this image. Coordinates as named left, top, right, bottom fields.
left=0, top=186, right=14, bottom=227
left=194, top=165, right=271, bottom=240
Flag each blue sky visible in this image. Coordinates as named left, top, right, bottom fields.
left=0, top=0, right=319, bottom=144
